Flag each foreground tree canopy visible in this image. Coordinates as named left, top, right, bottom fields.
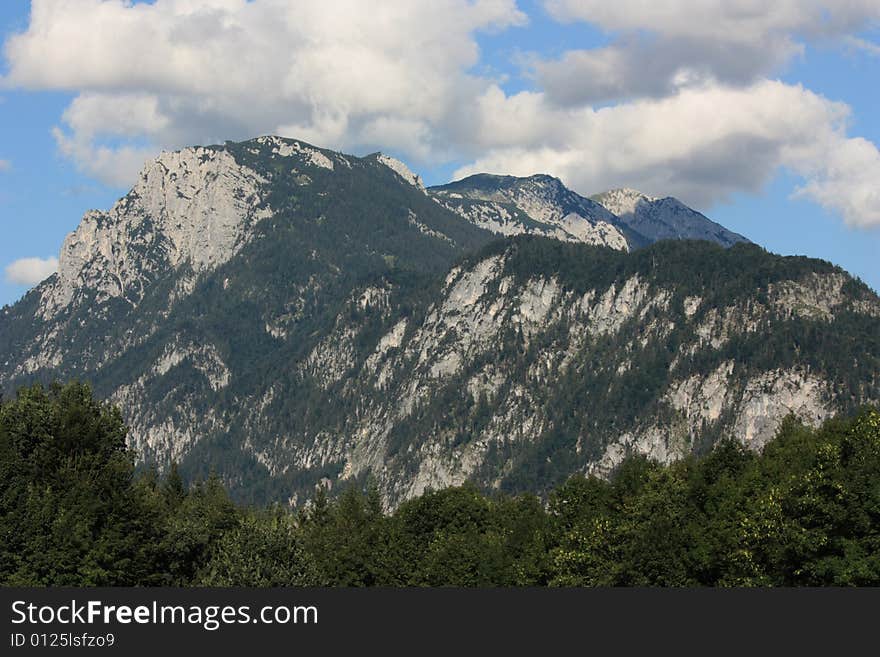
left=1, top=382, right=878, bottom=586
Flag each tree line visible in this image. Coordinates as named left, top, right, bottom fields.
left=1, top=382, right=878, bottom=586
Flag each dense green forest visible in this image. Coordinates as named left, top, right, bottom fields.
left=1, top=382, right=878, bottom=586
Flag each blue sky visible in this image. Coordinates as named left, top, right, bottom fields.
left=1, top=0, right=879, bottom=307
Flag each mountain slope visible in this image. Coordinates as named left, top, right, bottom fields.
left=592, top=188, right=749, bottom=247
left=225, top=236, right=877, bottom=505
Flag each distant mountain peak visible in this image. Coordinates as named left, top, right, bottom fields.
left=592, top=188, right=659, bottom=217
left=429, top=172, right=632, bottom=250
left=592, top=187, right=749, bottom=248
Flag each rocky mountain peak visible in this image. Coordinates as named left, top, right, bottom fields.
left=592, top=187, right=749, bottom=248
left=592, top=188, right=659, bottom=217
left=38, top=143, right=271, bottom=319
left=428, top=173, right=632, bottom=250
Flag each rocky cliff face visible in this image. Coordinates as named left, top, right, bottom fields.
left=1, top=137, right=877, bottom=508
left=41, top=146, right=272, bottom=320
left=592, top=188, right=749, bottom=247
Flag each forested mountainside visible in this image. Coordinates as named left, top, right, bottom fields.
left=3, top=382, right=879, bottom=586
left=1, top=136, right=877, bottom=507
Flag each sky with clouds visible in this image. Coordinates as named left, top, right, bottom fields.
left=1, top=0, right=879, bottom=306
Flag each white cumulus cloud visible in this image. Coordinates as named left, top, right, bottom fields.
left=544, top=1, right=880, bottom=41
left=536, top=1, right=880, bottom=105
left=2, top=0, right=525, bottom=185
left=4, top=256, right=59, bottom=286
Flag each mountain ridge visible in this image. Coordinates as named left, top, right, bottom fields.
left=428, top=172, right=643, bottom=250
left=591, top=187, right=750, bottom=247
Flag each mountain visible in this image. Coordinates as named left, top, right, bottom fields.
left=1, top=137, right=492, bottom=376
left=2, top=136, right=878, bottom=507
left=427, top=175, right=748, bottom=250
left=428, top=174, right=646, bottom=250
left=592, top=188, right=749, bottom=247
